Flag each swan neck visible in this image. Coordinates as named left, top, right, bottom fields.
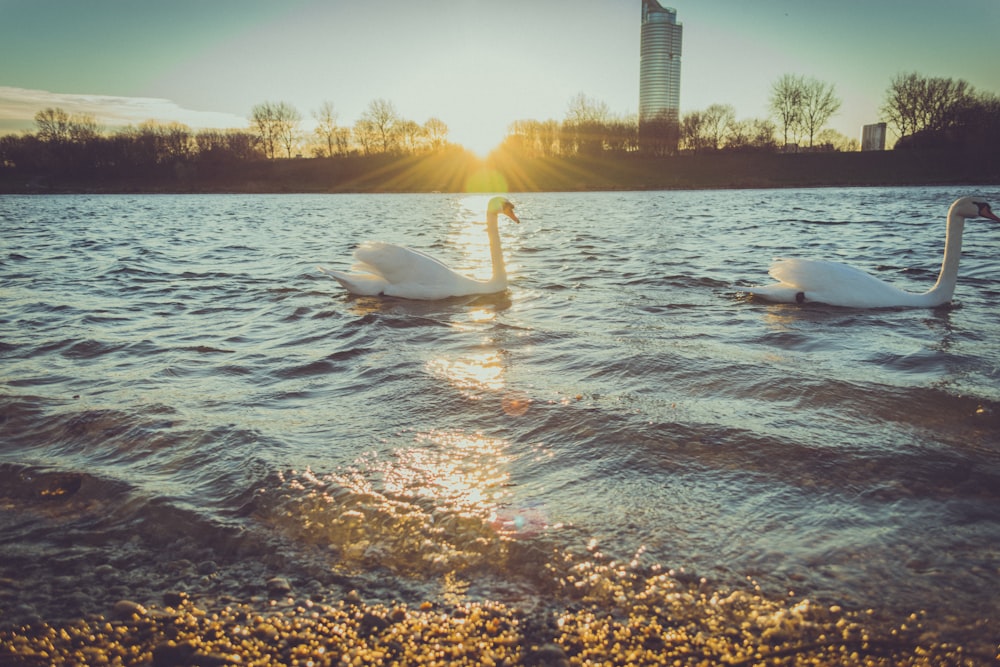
left=924, top=206, right=965, bottom=303
left=486, top=212, right=507, bottom=286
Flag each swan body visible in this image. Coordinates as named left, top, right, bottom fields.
left=748, top=196, right=999, bottom=308
left=319, top=196, right=519, bottom=300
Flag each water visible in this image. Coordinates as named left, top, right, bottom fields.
left=2, top=187, right=999, bottom=650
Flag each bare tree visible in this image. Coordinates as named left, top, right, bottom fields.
left=397, top=119, right=423, bottom=153
left=748, top=118, right=778, bottom=151
left=799, top=78, right=841, bottom=147
left=34, top=108, right=100, bottom=144
left=423, top=117, right=449, bottom=150
left=703, top=104, right=736, bottom=150
left=34, top=108, right=72, bottom=142
left=881, top=72, right=976, bottom=140
left=564, top=92, right=612, bottom=155
left=250, top=101, right=301, bottom=159
left=680, top=111, right=706, bottom=152
left=353, top=118, right=378, bottom=155
left=640, top=110, right=679, bottom=156
left=360, top=99, right=401, bottom=153
left=769, top=74, right=804, bottom=147
left=275, top=102, right=302, bottom=158
left=312, top=101, right=339, bottom=157
left=250, top=102, right=278, bottom=159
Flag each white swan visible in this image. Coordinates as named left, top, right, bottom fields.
left=318, top=196, right=520, bottom=300
left=747, top=196, right=999, bottom=308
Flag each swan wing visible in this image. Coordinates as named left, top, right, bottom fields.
left=354, top=242, right=460, bottom=284
left=765, top=258, right=915, bottom=308
left=352, top=241, right=487, bottom=300
left=317, top=265, right=388, bottom=296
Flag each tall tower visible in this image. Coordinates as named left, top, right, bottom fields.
left=639, top=0, right=682, bottom=152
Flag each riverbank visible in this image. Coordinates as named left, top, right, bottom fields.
left=2, top=148, right=997, bottom=194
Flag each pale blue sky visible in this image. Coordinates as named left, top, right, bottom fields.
left=1, top=0, right=997, bottom=154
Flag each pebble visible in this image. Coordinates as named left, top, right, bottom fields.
left=266, top=576, right=292, bottom=597
left=0, top=577, right=992, bottom=666
left=111, top=600, right=146, bottom=619
left=163, top=591, right=189, bottom=608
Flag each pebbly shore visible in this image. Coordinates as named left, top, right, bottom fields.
left=2, top=574, right=997, bottom=666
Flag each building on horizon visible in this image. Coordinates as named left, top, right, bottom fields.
left=861, top=122, right=887, bottom=151
left=639, top=0, right=682, bottom=153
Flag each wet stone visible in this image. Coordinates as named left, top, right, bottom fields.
left=152, top=640, right=197, bottom=667
left=112, top=599, right=147, bottom=619
left=163, top=590, right=189, bottom=608
left=266, top=576, right=292, bottom=597
left=197, top=560, right=218, bottom=575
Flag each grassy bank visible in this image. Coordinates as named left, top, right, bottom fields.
left=2, top=148, right=998, bottom=194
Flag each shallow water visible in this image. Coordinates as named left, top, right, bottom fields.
left=2, top=187, right=999, bottom=644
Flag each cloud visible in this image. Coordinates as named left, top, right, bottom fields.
left=0, top=87, right=249, bottom=134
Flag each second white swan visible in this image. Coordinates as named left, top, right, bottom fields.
left=319, top=196, right=520, bottom=300
left=747, top=195, right=999, bottom=308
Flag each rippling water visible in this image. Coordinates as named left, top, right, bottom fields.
left=2, top=187, right=999, bottom=647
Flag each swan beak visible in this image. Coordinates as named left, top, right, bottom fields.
left=503, top=203, right=520, bottom=224
left=981, top=206, right=1000, bottom=223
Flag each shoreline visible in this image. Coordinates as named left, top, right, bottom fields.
left=2, top=149, right=998, bottom=195
left=3, top=578, right=997, bottom=666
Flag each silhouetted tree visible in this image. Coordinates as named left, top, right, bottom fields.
left=353, top=118, right=377, bottom=155
left=703, top=104, right=736, bottom=150
left=251, top=101, right=301, bottom=159
left=769, top=74, right=804, bottom=147
left=799, top=78, right=841, bottom=147
left=564, top=93, right=611, bottom=155
left=397, top=119, right=423, bottom=153
left=640, top=110, right=679, bottom=156
left=360, top=99, right=401, bottom=153
left=34, top=108, right=73, bottom=143
left=680, top=111, right=707, bottom=152
left=881, top=72, right=976, bottom=140
left=312, top=101, right=340, bottom=157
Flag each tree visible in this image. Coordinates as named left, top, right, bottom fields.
left=360, top=98, right=401, bottom=153
left=815, top=128, right=858, bottom=152
left=312, top=101, right=340, bottom=157
left=881, top=72, right=976, bottom=140
left=423, top=117, right=449, bottom=150
left=397, top=119, right=423, bottom=153
left=703, top=104, right=736, bottom=150
left=680, top=111, right=706, bottom=152
left=250, top=101, right=301, bottom=159
left=799, top=78, right=841, bottom=147
left=769, top=74, right=804, bottom=147
left=196, top=129, right=261, bottom=162
left=34, top=108, right=72, bottom=143
left=353, top=119, right=378, bottom=155
left=276, top=103, right=302, bottom=158
left=640, top=110, right=679, bottom=156
left=34, top=107, right=100, bottom=144
left=564, top=93, right=611, bottom=155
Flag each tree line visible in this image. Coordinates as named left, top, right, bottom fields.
left=1, top=71, right=996, bottom=180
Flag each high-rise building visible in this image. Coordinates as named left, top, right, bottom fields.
left=639, top=0, right=682, bottom=145
left=861, top=122, right=887, bottom=151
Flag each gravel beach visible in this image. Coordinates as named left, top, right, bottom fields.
left=3, top=572, right=997, bottom=666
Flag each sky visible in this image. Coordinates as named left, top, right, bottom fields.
left=1, top=0, right=998, bottom=156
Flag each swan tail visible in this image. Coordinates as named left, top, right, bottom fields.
left=746, top=284, right=805, bottom=304
left=317, top=266, right=387, bottom=296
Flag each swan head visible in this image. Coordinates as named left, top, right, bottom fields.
left=488, top=196, right=520, bottom=224
left=953, top=196, right=1000, bottom=222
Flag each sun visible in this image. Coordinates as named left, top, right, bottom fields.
left=449, top=120, right=508, bottom=158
